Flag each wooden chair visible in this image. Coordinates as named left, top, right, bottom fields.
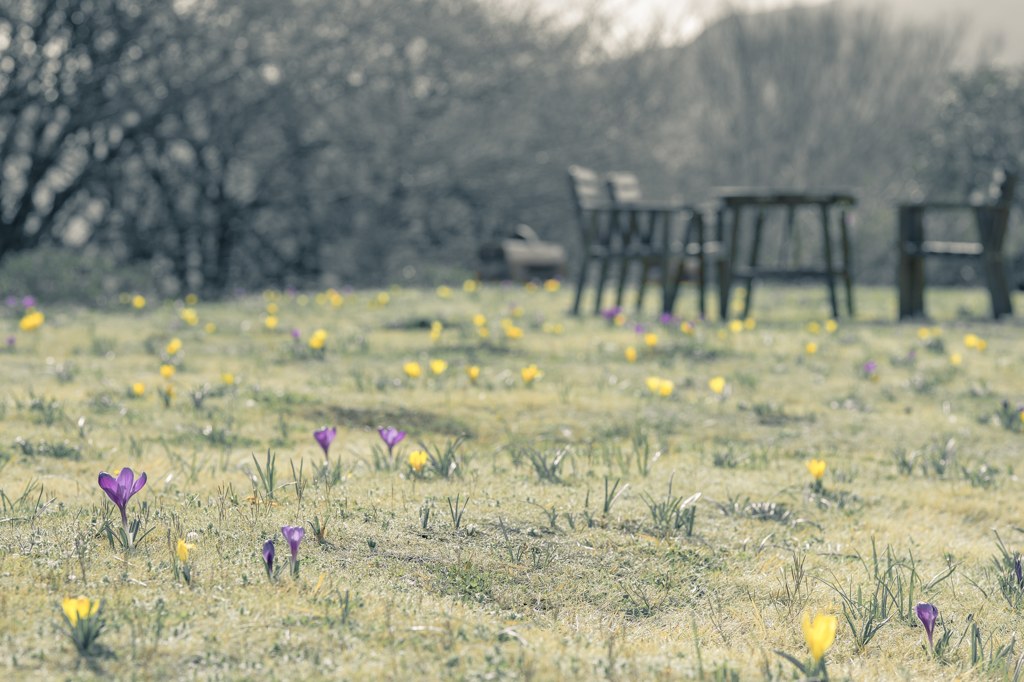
left=568, top=165, right=616, bottom=315
left=604, top=172, right=710, bottom=317
left=898, top=169, right=1017, bottom=319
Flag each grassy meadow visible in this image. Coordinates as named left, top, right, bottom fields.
left=1, top=282, right=1023, bottom=680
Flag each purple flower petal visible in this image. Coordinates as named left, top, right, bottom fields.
left=378, top=427, right=406, bottom=450
left=98, top=472, right=120, bottom=504
left=130, top=472, right=147, bottom=495
left=915, top=602, right=938, bottom=647
left=281, top=525, right=305, bottom=566
left=313, top=427, right=336, bottom=457
left=263, top=540, right=275, bottom=577
left=116, top=468, right=135, bottom=495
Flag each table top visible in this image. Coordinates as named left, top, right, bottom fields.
left=715, top=188, right=857, bottom=206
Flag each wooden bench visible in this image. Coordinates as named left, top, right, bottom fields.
left=897, top=169, right=1017, bottom=319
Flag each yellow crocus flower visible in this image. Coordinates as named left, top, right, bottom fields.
left=408, top=449, right=428, bottom=473
left=643, top=333, right=658, bottom=348
left=521, top=364, right=542, bottom=384
left=404, top=361, right=422, bottom=379
left=429, top=359, right=448, bottom=375
left=18, top=310, right=44, bottom=332
left=806, top=458, right=826, bottom=481
left=62, top=597, right=99, bottom=626
left=708, top=376, right=726, bottom=395
left=805, top=341, right=818, bottom=355
left=131, top=295, right=146, bottom=309
left=166, top=338, right=182, bottom=355
left=176, top=539, right=192, bottom=563
left=624, top=346, right=637, bottom=363
left=309, top=329, right=327, bottom=350
left=131, top=382, right=145, bottom=397
left=802, top=612, right=838, bottom=663
left=466, top=365, right=480, bottom=381
left=159, top=364, right=175, bottom=379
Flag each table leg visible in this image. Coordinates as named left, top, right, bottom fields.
left=695, top=212, right=706, bottom=320
left=742, top=209, right=765, bottom=319
left=718, top=207, right=738, bottom=320
left=820, top=204, right=839, bottom=319
left=839, top=208, right=854, bottom=316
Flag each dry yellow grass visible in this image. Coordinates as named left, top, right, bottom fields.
left=0, top=283, right=1022, bottom=680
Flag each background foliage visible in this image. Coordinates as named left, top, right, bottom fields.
left=0, top=0, right=1021, bottom=299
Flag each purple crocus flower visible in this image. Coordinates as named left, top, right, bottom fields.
left=98, top=467, right=147, bottom=526
left=659, top=313, right=676, bottom=325
left=281, top=525, right=305, bottom=576
left=600, top=306, right=622, bottom=321
left=4, top=295, right=17, bottom=308
left=378, top=426, right=406, bottom=454
left=863, top=360, right=878, bottom=375
left=291, top=327, right=301, bottom=341
left=262, top=540, right=275, bottom=579
left=633, top=323, right=646, bottom=334
left=313, top=426, right=336, bottom=458
left=21, top=295, right=35, bottom=309
left=916, top=602, right=938, bottom=648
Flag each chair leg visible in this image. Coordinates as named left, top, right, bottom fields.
left=594, top=257, right=610, bottom=315
left=820, top=204, right=839, bottom=319
left=908, top=208, right=925, bottom=318
left=637, top=259, right=651, bottom=311
left=978, top=207, right=1013, bottom=318
left=985, top=253, right=1013, bottom=318
left=615, top=256, right=630, bottom=309
left=572, top=257, right=588, bottom=316
left=897, top=207, right=914, bottom=320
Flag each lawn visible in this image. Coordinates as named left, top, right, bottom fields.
left=1, top=282, right=1022, bottom=680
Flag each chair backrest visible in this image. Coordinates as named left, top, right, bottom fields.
left=605, top=172, right=642, bottom=204
left=567, top=165, right=605, bottom=211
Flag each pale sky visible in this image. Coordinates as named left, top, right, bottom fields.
left=508, top=0, right=832, bottom=47
left=500, top=0, right=1024, bottom=64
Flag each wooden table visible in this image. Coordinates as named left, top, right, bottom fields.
left=715, top=189, right=856, bottom=320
